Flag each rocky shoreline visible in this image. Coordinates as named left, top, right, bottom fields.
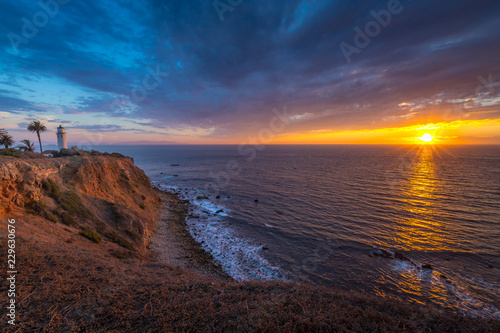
left=151, top=189, right=232, bottom=281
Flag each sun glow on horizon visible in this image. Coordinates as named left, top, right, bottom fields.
left=419, top=133, right=434, bottom=143
left=270, top=119, right=500, bottom=145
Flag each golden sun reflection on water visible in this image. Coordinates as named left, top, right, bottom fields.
left=376, top=146, right=472, bottom=308
left=393, top=146, right=459, bottom=252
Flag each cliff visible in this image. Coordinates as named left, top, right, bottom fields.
left=0, top=155, right=160, bottom=256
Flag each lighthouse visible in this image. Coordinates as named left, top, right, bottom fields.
left=57, top=125, right=67, bottom=150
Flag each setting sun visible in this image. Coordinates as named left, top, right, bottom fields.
left=419, top=133, right=434, bottom=143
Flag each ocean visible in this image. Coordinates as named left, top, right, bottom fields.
left=95, top=144, right=500, bottom=319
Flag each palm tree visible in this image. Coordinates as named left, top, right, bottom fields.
left=0, top=133, right=14, bottom=149
left=0, top=128, right=7, bottom=143
left=18, top=139, right=35, bottom=152
left=27, top=121, right=47, bottom=153
left=0, top=129, right=7, bottom=148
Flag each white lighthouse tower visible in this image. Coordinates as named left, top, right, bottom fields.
left=57, top=125, right=67, bottom=150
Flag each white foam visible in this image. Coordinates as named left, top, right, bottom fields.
left=391, top=256, right=500, bottom=319
left=156, top=183, right=285, bottom=281
left=186, top=218, right=285, bottom=281
left=194, top=199, right=228, bottom=216
left=447, top=281, right=500, bottom=319
left=153, top=182, right=179, bottom=192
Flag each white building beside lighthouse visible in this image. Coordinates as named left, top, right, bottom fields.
left=57, top=125, right=67, bottom=150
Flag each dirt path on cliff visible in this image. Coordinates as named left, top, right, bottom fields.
left=150, top=190, right=231, bottom=281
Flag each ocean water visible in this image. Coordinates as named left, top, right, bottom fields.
left=96, top=144, right=500, bottom=318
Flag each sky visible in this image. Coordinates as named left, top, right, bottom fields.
left=0, top=0, right=500, bottom=147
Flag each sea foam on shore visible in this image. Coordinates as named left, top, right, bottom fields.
left=154, top=182, right=286, bottom=281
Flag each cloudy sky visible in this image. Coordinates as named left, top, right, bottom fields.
left=1, top=0, right=500, bottom=146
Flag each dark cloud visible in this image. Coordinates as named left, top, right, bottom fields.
left=68, top=124, right=162, bottom=135
left=0, top=95, right=46, bottom=113
left=47, top=119, right=72, bottom=124
left=69, top=124, right=138, bottom=132
left=0, top=0, right=499, bottom=138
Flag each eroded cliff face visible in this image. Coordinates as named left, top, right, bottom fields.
left=0, top=155, right=160, bottom=256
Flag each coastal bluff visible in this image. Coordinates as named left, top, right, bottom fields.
left=0, top=155, right=498, bottom=332
left=0, top=155, right=160, bottom=256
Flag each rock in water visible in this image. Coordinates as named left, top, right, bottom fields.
left=380, top=249, right=393, bottom=259
left=394, top=252, right=403, bottom=260
left=395, top=252, right=410, bottom=261
left=422, top=264, right=433, bottom=270
left=371, top=248, right=394, bottom=259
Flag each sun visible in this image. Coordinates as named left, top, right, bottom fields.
left=419, top=133, right=434, bottom=143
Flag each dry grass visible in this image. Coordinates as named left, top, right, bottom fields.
left=1, top=238, right=498, bottom=333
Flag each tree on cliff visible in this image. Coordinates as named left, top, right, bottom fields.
left=0, top=133, right=14, bottom=149
left=27, top=121, right=47, bottom=153
left=18, top=139, right=35, bottom=152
